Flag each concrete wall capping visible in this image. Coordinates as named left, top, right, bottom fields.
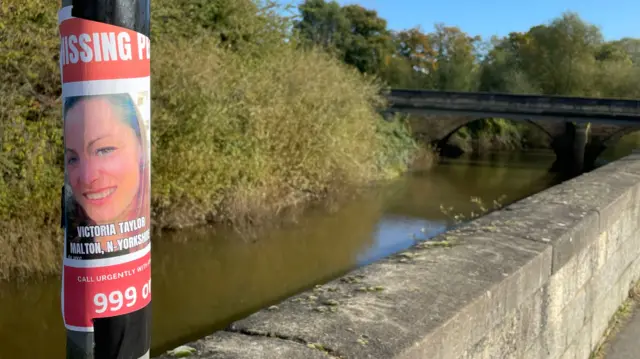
left=156, top=153, right=640, bottom=359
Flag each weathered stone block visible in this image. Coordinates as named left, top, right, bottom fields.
left=587, top=247, right=626, bottom=317
left=559, top=342, right=576, bottom=359
left=564, top=288, right=588, bottom=345
left=590, top=276, right=629, bottom=351
left=574, top=320, right=593, bottom=359
left=537, top=283, right=588, bottom=359
left=545, top=254, right=579, bottom=322
left=227, top=233, right=551, bottom=359
left=155, top=332, right=330, bottom=359
left=628, top=254, right=640, bottom=284
left=471, top=201, right=598, bottom=274
left=520, top=169, right=636, bottom=215
left=594, top=232, right=609, bottom=272
left=523, top=335, right=549, bottom=359
left=550, top=211, right=600, bottom=275
left=462, top=287, right=545, bottom=359
left=575, top=240, right=597, bottom=295
left=618, top=230, right=640, bottom=272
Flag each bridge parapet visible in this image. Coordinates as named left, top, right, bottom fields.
left=387, top=89, right=640, bottom=123
left=157, top=154, right=640, bottom=359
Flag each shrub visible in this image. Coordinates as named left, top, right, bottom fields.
left=151, top=36, right=414, bottom=228
left=0, top=0, right=64, bottom=280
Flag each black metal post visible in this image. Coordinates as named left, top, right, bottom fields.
left=59, top=1, right=152, bottom=358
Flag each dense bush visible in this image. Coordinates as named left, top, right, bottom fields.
left=150, top=36, right=415, bottom=228
left=1, top=0, right=65, bottom=279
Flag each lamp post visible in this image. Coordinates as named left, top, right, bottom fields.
left=59, top=1, right=152, bottom=358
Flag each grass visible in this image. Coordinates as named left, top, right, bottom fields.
left=590, top=281, right=640, bottom=359
left=439, top=195, right=507, bottom=225
left=0, top=0, right=420, bottom=280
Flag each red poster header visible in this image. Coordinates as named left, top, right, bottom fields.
left=59, top=17, right=150, bottom=83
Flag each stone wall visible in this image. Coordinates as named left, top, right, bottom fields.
left=157, top=153, right=640, bottom=359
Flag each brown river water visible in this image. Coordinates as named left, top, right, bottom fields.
left=1, top=134, right=638, bottom=358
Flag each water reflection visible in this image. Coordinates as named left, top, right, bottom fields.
left=0, top=150, right=590, bottom=358
left=357, top=217, right=447, bottom=266
left=150, top=197, right=382, bottom=352
left=358, top=151, right=560, bottom=268
left=0, top=279, right=65, bottom=359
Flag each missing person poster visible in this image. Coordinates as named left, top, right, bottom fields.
left=59, top=5, right=152, bottom=335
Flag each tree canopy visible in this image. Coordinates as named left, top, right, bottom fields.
left=294, top=1, right=640, bottom=99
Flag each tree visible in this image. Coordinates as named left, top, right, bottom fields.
left=293, top=0, right=348, bottom=50
left=428, top=24, right=482, bottom=91
left=395, top=28, right=437, bottom=73
left=153, top=0, right=291, bottom=53
left=378, top=54, right=419, bottom=88
left=479, top=33, right=539, bottom=93
left=596, top=42, right=632, bottom=63
left=295, top=4, right=640, bottom=98
left=594, top=40, right=640, bottom=98
left=377, top=28, right=435, bottom=89
left=340, top=5, right=393, bottom=74
left=611, top=38, right=640, bottom=65
left=518, top=12, right=603, bottom=96
left=295, top=0, right=393, bottom=74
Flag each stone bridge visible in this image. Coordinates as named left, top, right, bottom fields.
left=384, top=89, right=640, bottom=174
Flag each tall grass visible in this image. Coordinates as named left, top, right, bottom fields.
left=440, top=196, right=507, bottom=224
left=0, top=0, right=417, bottom=280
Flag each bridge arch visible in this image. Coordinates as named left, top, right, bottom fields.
left=435, top=117, right=553, bottom=150
left=402, top=114, right=555, bottom=147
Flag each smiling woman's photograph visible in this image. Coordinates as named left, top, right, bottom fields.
left=63, top=93, right=150, bottom=259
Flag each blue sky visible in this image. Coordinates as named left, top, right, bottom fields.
left=280, top=0, right=639, bottom=41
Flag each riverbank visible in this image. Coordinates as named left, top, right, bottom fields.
left=0, top=0, right=424, bottom=281
left=0, top=151, right=563, bottom=358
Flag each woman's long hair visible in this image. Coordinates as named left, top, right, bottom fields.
left=63, top=93, right=150, bottom=251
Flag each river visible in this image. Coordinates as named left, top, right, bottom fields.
left=1, top=135, right=638, bottom=358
